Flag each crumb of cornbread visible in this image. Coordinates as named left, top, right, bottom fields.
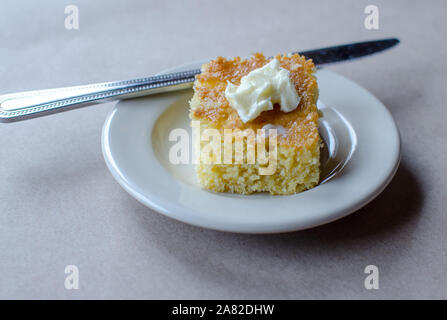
left=189, top=53, right=320, bottom=195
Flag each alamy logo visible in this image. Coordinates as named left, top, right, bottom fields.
left=168, top=121, right=278, bottom=175
left=364, top=265, right=379, bottom=290
left=364, top=5, right=379, bottom=30
left=64, top=265, right=79, bottom=290
left=64, top=5, right=79, bottom=30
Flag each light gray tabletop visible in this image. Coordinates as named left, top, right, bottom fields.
left=1, top=0, right=446, bottom=299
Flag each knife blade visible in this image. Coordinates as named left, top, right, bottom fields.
left=0, top=38, right=399, bottom=122
left=299, top=38, right=399, bottom=65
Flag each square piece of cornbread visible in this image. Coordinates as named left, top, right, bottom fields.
left=189, top=53, right=320, bottom=195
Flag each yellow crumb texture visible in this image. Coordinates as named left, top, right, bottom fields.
left=189, top=53, right=321, bottom=195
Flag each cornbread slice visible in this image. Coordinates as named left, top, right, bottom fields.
left=189, top=53, right=320, bottom=195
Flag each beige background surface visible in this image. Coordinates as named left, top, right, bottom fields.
left=0, top=0, right=446, bottom=299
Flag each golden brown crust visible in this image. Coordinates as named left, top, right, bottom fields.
left=190, top=53, right=319, bottom=149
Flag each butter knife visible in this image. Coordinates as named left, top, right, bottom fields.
left=0, top=38, right=399, bottom=123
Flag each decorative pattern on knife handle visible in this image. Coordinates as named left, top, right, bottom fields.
left=0, top=69, right=200, bottom=122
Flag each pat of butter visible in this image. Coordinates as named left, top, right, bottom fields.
left=225, top=58, right=300, bottom=123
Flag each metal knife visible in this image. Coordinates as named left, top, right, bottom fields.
left=0, top=38, right=399, bottom=123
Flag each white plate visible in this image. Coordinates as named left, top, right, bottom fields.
left=101, top=62, right=400, bottom=234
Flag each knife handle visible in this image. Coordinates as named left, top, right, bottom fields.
left=0, top=69, right=199, bottom=123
